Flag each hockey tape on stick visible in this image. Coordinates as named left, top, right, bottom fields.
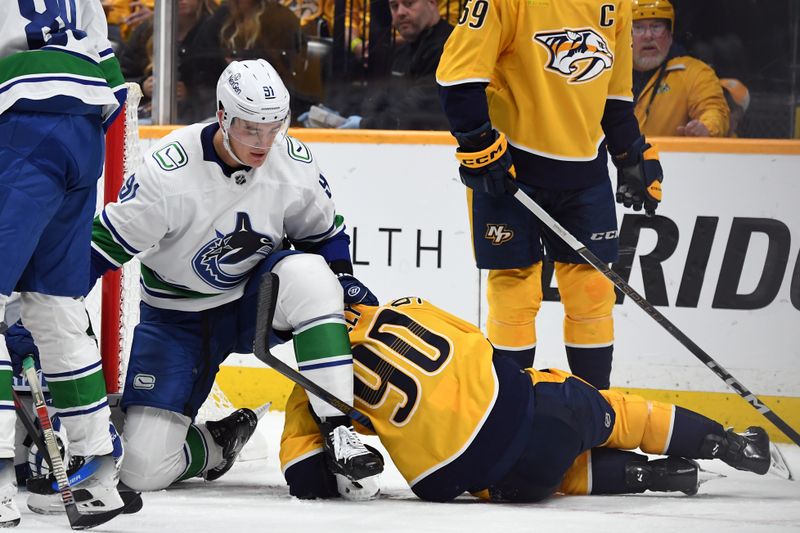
left=252, top=272, right=375, bottom=431
left=13, top=388, right=52, bottom=470
left=511, top=186, right=800, bottom=447
left=22, top=357, right=127, bottom=529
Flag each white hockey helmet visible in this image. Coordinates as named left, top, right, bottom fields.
left=216, top=59, right=291, bottom=165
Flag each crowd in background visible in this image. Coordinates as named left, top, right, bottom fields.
left=103, top=0, right=798, bottom=138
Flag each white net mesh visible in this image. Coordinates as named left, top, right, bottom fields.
left=117, top=83, right=143, bottom=393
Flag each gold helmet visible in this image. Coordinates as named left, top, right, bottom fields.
left=632, top=0, right=675, bottom=30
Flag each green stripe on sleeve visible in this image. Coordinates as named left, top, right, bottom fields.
left=92, top=216, right=134, bottom=266
left=99, top=55, right=125, bottom=89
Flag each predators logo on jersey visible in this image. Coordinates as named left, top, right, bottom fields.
left=534, top=28, right=613, bottom=83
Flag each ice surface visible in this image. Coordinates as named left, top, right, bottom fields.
left=13, top=412, right=800, bottom=532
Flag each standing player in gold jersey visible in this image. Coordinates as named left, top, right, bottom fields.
left=435, top=0, right=664, bottom=389
left=279, top=298, right=772, bottom=502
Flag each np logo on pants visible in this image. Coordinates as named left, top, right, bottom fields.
left=133, top=374, right=156, bottom=390
left=485, top=224, right=514, bottom=245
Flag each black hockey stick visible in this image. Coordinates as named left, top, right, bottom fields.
left=12, top=389, right=51, bottom=468
left=252, top=272, right=375, bottom=431
left=21, top=357, right=128, bottom=530
left=511, top=185, right=800, bottom=447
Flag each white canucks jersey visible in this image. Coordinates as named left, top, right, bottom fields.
left=92, top=123, right=346, bottom=312
left=0, top=0, right=123, bottom=119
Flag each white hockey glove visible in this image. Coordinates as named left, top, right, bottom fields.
left=335, top=472, right=380, bottom=501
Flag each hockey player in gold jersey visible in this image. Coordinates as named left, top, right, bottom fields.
left=280, top=298, right=772, bottom=502
left=435, top=0, right=665, bottom=389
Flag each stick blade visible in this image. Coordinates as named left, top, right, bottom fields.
left=66, top=503, right=126, bottom=530
left=253, top=272, right=279, bottom=364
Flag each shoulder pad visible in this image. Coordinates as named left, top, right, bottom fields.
left=285, top=136, right=313, bottom=164
left=151, top=140, right=190, bottom=171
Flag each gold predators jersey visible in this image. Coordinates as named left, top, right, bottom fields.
left=280, top=297, right=503, bottom=488
left=436, top=0, right=633, bottom=161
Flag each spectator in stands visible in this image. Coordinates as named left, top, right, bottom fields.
left=280, top=0, right=370, bottom=83
left=301, top=0, right=453, bottom=130
left=189, top=0, right=318, bottom=120
left=632, top=0, right=729, bottom=137
left=281, top=0, right=364, bottom=40
left=720, top=78, right=751, bottom=137
left=117, top=0, right=217, bottom=124
left=103, top=0, right=154, bottom=49
left=436, top=0, right=461, bottom=27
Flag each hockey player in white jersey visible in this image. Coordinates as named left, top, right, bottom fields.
left=0, top=0, right=128, bottom=527
left=89, top=59, right=384, bottom=493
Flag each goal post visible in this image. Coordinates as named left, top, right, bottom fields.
left=101, top=83, right=142, bottom=395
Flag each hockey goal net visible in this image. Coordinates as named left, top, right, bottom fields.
left=97, top=83, right=239, bottom=425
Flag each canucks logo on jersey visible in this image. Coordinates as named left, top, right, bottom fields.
left=192, top=212, right=274, bottom=290
left=534, top=28, right=613, bottom=83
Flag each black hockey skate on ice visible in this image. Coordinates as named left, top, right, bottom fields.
left=322, top=423, right=384, bottom=482
left=625, top=457, right=724, bottom=496
left=204, top=408, right=259, bottom=481
left=702, top=426, right=771, bottom=475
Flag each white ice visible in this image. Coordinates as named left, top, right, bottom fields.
left=13, top=412, right=800, bottom=533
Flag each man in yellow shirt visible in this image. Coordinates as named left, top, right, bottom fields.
left=435, top=0, right=664, bottom=390
left=632, top=0, right=729, bottom=137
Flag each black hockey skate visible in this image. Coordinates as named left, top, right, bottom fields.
left=204, top=408, right=259, bottom=481
left=26, top=454, right=125, bottom=515
left=701, top=426, right=771, bottom=475
left=625, top=457, right=724, bottom=496
left=321, top=422, right=384, bottom=482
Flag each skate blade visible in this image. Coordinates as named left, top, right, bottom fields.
left=768, top=443, right=795, bottom=481
left=697, top=466, right=726, bottom=490
left=27, top=493, right=66, bottom=515
left=252, top=402, right=272, bottom=420
left=0, top=504, right=21, bottom=528
left=27, top=490, right=142, bottom=516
